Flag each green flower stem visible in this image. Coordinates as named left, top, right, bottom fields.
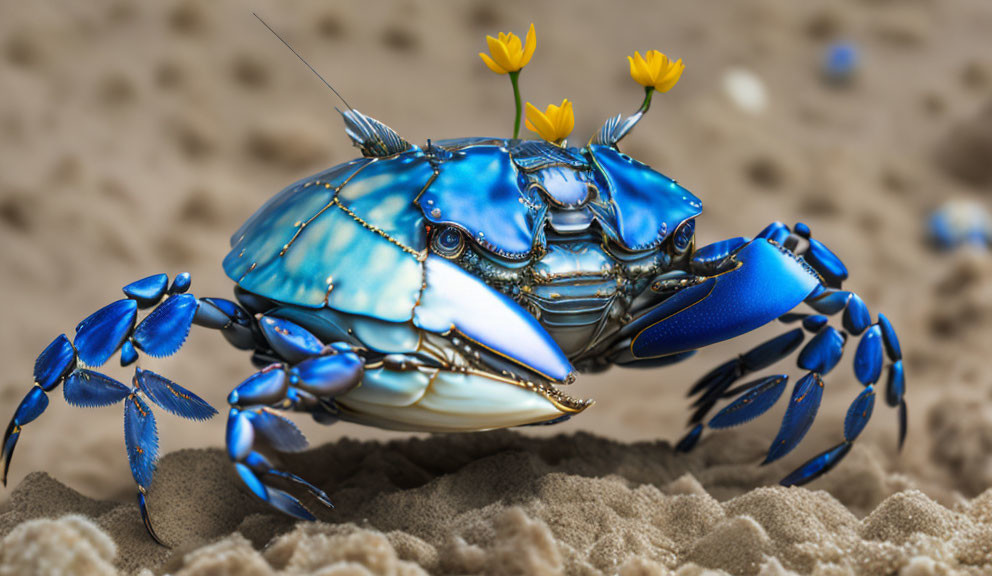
left=510, top=71, right=522, bottom=139
left=639, top=86, right=655, bottom=115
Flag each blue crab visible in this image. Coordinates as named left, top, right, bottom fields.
left=2, top=48, right=905, bottom=546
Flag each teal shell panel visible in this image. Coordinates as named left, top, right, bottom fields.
left=223, top=150, right=434, bottom=322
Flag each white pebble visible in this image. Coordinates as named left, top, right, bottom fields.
left=723, top=68, right=768, bottom=115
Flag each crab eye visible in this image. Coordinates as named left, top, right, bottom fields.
left=672, top=219, right=695, bottom=254
left=432, top=226, right=465, bottom=259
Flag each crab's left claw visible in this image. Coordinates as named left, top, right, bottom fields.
left=662, top=222, right=906, bottom=487
left=625, top=238, right=820, bottom=360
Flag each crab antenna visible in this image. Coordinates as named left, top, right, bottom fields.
left=252, top=12, right=353, bottom=110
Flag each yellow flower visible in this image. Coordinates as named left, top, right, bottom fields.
left=525, top=99, right=574, bottom=144
left=479, top=23, right=536, bottom=74
left=628, top=50, right=684, bottom=92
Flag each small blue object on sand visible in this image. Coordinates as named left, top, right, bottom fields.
left=929, top=200, right=992, bottom=250
left=823, top=42, right=859, bottom=84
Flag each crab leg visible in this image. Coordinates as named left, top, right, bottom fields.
left=774, top=311, right=903, bottom=486
left=669, top=222, right=905, bottom=486
left=0, top=273, right=250, bottom=545
left=2, top=335, right=75, bottom=484
left=683, top=328, right=806, bottom=427
left=226, top=404, right=329, bottom=521
left=226, top=316, right=364, bottom=520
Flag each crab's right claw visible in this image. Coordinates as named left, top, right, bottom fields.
left=626, top=239, right=820, bottom=360
left=414, top=255, right=574, bottom=383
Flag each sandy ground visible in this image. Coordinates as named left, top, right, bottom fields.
left=2, top=0, right=992, bottom=574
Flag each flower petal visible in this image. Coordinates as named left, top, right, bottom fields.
left=525, top=102, right=556, bottom=142
left=644, top=51, right=659, bottom=82
left=648, top=51, right=669, bottom=82
left=633, top=52, right=652, bottom=87
left=486, top=35, right=515, bottom=72
left=479, top=52, right=507, bottom=74
left=656, top=59, right=684, bottom=92
left=628, top=56, right=644, bottom=85
left=506, top=33, right=522, bottom=63
left=546, top=103, right=561, bottom=133
left=521, top=23, right=536, bottom=68
left=558, top=99, right=574, bottom=140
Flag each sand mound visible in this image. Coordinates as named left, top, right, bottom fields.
left=1, top=431, right=990, bottom=576
left=0, top=515, right=117, bottom=576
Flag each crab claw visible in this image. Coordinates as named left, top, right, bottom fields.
left=627, top=239, right=820, bottom=360
left=415, top=255, right=574, bottom=383
left=336, top=365, right=587, bottom=432
left=314, top=255, right=592, bottom=432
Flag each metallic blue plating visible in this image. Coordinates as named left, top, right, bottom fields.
left=33, top=335, right=75, bottom=391
left=797, top=327, right=845, bottom=375
left=74, top=299, right=138, bottom=367
left=123, top=274, right=169, bottom=308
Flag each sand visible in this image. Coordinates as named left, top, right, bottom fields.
left=2, top=0, right=992, bottom=574
left=2, top=430, right=992, bottom=575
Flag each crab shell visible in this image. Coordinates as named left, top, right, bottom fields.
left=223, top=138, right=701, bottom=431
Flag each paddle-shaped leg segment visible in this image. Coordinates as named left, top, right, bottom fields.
left=0, top=273, right=248, bottom=545
left=226, top=316, right=365, bottom=519
left=667, top=223, right=905, bottom=486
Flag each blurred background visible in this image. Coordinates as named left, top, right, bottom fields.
left=1, top=0, right=991, bottom=506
